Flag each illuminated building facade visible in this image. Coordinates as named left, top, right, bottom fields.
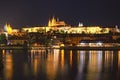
left=48, top=17, right=66, bottom=27
left=2, top=17, right=120, bottom=34
left=22, top=26, right=47, bottom=32
left=1, top=17, right=120, bottom=46
left=4, top=23, right=13, bottom=34
left=4, top=23, right=19, bottom=35
left=21, top=17, right=119, bottom=34
left=68, top=26, right=109, bottom=34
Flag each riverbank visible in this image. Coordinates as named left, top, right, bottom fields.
left=60, top=46, right=120, bottom=50
left=0, top=45, right=120, bottom=50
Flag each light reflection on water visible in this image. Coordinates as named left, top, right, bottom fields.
left=3, top=50, right=13, bottom=80
left=118, top=51, right=120, bottom=70
left=1, top=49, right=120, bottom=80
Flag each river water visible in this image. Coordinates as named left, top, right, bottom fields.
left=0, top=49, right=120, bottom=80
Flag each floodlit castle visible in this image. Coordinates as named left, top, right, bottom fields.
left=48, top=16, right=66, bottom=27
left=2, top=17, right=120, bottom=34
left=1, top=17, right=120, bottom=46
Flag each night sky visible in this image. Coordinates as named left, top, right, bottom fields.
left=0, top=0, right=120, bottom=28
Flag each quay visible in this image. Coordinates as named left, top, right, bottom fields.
left=60, top=46, right=120, bottom=50
left=0, top=46, right=120, bottom=50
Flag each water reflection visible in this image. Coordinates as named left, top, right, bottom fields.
left=46, top=49, right=59, bottom=80
left=3, top=50, right=13, bottom=80
left=60, top=49, right=65, bottom=72
left=2, top=49, right=120, bottom=80
left=29, top=49, right=47, bottom=77
left=118, top=51, right=120, bottom=71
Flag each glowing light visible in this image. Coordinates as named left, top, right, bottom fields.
left=4, top=23, right=13, bottom=34
left=97, top=42, right=102, bottom=46
left=60, top=44, right=64, bottom=47
left=48, top=16, right=57, bottom=27
left=80, top=42, right=86, bottom=46
left=78, top=22, right=83, bottom=27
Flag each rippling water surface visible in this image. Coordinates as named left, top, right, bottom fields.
left=0, top=49, right=120, bottom=80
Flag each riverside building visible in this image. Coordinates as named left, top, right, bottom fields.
left=1, top=17, right=120, bottom=46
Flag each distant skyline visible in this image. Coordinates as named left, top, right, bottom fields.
left=0, top=0, right=120, bottom=28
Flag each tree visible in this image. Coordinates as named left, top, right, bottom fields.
left=0, top=34, right=7, bottom=45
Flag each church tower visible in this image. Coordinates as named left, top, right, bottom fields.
left=48, top=16, right=57, bottom=27
left=51, top=16, right=56, bottom=26
left=4, top=23, right=12, bottom=34
left=48, top=19, right=51, bottom=27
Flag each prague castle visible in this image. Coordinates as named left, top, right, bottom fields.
left=3, top=17, right=119, bottom=35
left=21, top=17, right=118, bottom=34
left=1, top=17, right=120, bottom=46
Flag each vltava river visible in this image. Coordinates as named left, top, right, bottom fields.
left=0, top=49, right=120, bottom=80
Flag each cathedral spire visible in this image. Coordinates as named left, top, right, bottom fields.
left=48, top=16, right=57, bottom=27
left=78, top=22, right=83, bottom=27
left=4, top=23, right=12, bottom=34
left=48, top=19, right=51, bottom=27
left=51, top=16, right=56, bottom=26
